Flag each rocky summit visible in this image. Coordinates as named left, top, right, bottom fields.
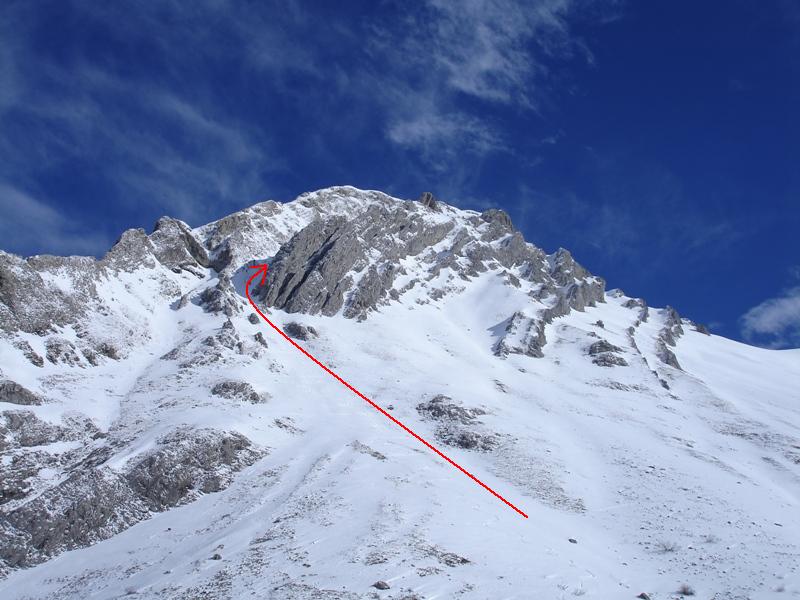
left=0, top=186, right=798, bottom=599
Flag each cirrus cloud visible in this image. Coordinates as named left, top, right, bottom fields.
left=740, top=283, right=800, bottom=349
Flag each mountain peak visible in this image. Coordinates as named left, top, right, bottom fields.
left=1, top=186, right=797, bottom=598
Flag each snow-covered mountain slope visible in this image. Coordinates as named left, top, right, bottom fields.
left=1, top=186, right=798, bottom=599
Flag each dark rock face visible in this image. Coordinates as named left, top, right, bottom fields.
left=343, top=264, right=399, bottom=320
left=502, top=271, right=521, bottom=288
left=495, top=312, right=547, bottom=358
left=660, top=306, right=684, bottom=346
left=283, top=322, right=318, bottom=341
left=148, top=217, right=209, bottom=272
left=0, top=381, right=42, bottom=406
left=0, top=254, right=92, bottom=334
left=126, top=428, right=264, bottom=511
left=211, top=380, right=268, bottom=404
left=199, top=319, right=246, bottom=357
left=96, top=342, right=120, bottom=361
left=253, top=332, right=269, bottom=347
left=239, top=188, right=604, bottom=335
left=652, top=306, right=684, bottom=370
left=198, top=276, right=241, bottom=316
left=592, top=353, right=629, bottom=367
left=250, top=198, right=459, bottom=320
left=12, top=341, right=44, bottom=367
left=0, top=451, right=53, bottom=505
left=624, top=298, right=649, bottom=323
left=1, top=410, right=65, bottom=447
left=0, top=426, right=264, bottom=572
left=480, top=208, right=514, bottom=232
left=45, top=338, right=83, bottom=367
left=656, top=339, right=681, bottom=370
left=588, top=340, right=622, bottom=355
left=623, top=298, right=643, bottom=309
left=255, top=217, right=361, bottom=317
left=104, top=229, right=159, bottom=272
left=0, top=470, right=148, bottom=569
left=417, top=395, right=485, bottom=424
left=549, top=248, right=590, bottom=287
left=418, top=191, right=439, bottom=211
left=588, top=339, right=628, bottom=367
left=561, top=280, right=605, bottom=312
left=416, top=396, right=496, bottom=451
left=438, top=428, right=498, bottom=451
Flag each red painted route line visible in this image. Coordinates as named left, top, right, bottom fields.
left=245, top=264, right=528, bottom=519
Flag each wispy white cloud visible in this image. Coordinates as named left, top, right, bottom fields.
left=0, top=36, right=276, bottom=228
left=386, top=101, right=505, bottom=167
left=364, top=0, right=614, bottom=163
left=424, top=0, right=583, bottom=106
left=0, top=184, right=110, bottom=256
left=378, top=0, right=589, bottom=107
left=741, top=284, right=800, bottom=349
left=0, top=0, right=618, bottom=255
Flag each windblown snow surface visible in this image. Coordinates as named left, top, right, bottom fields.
left=0, top=187, right=798, bottom=599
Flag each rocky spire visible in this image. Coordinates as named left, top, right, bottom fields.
left=418, top=191, right=439, bottom=211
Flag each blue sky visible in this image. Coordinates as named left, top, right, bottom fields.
left=1, top=0, right=798, bottom=348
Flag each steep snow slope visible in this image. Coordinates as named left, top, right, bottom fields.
left=0, top=187, right=798, bottom=599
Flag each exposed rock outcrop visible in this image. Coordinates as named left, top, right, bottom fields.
left=211, top=380, right=269, bottom=404
left=126, top=427, right=264, bottom=511
left=254, top=216, right=362, bottom=316
left=237, top=188, right=605, bottom=335
left=417, top=395, right=486, bottom=424
left=12, top=340, right=44, bottom=367
left=588, top=340, right=622, bottom=355
left=592, top=353, right=629, bottom=367
left=0, top=381, right=42, bottom=406
left=655, top=306, right=684, bottom=369
left=624, top=297, right=649, bottom=323
left=148, top=217, right=209, bottom=273
left=0, top=470, right=148, bottom=570
left=660, top=306, right=684, bottom=346
left=283, top=322, right=318, bottom=341
left=0, top=427, right=264, bottom=572
left=587, top=339, right=628, bottom=367
left=198, top=276, right=241, bottom=316
left=1, top=410, right=64, bottom=447
left=418, top=191, right=439, bottom=211
left=495, top=312, right=547, bottom=358
left=549, top=248, right=589, bottom=286
left=656, top=339, right=681, bottom=370
left=416, top=396, right=497, bottom=451
left=480, top=208, right=514, bottom=232
left=45, top=338, right=83, bottom=367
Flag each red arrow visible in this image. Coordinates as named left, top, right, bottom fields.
left=245, top=263, right=528, bottom=519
